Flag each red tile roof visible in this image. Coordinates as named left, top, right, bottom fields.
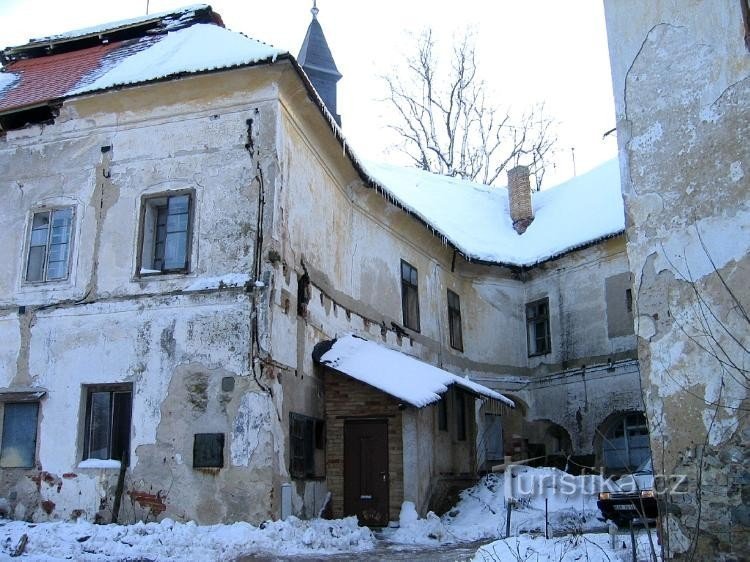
left=0, top=41, right=123, bottom=114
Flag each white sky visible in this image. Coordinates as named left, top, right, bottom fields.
left=0, top=0, right=617, bottom=187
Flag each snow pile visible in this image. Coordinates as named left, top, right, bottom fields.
left=0, top=516, right=375, bottom=561
left=319, top=334, right=513, bottom=408
left=70, top=23, right=283, bottom=96
left=362, top=159, right=623, bottom=266
left=473, top=531, right=660, bottom=562
left=386, top=466, right=607, bottom=545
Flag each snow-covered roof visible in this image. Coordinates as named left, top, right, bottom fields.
left=0, top=11, right=285, bottom=114
left=318, top=334, right=514, bottom=408
left=361, top=159, right=624, bottom=267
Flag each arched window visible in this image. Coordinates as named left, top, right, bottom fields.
left=602, top=412, right=650, bottom=472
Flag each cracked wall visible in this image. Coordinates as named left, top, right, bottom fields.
left=0, top=66, right=286, bottom=524
left=604, top=1, right=750, bottom=558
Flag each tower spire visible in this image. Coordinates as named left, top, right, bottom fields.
left=298, top=1, right=343, bottom=125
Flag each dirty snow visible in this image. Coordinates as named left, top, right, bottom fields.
left=0, top=516, right=375, bottom=561
left=386, top=466, right=607, bottom=545
left=319, top=334, right=513, bottom=408
left=473, top=532, right=660, bottom=561
left=185, top=272, right=251, bottom=291
left=77, top=459, right=121, bottom=470
left=361, top=159, right=624, bottom=266
left=69, top=23, right=283, bottom=96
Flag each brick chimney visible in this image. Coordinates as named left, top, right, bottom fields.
left=508, top=165, right=534, bottom=234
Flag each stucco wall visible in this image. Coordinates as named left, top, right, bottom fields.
left=0, top=68, right=286, bottom=524
left=604, top=1, right=750, bottom=557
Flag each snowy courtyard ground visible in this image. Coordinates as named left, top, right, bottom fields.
left=0, top=467, right=660, bottom=561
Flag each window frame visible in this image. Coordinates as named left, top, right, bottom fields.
left=0, top=401, right=40, bottom=468
left=23, top=206, right=75, bottom=284
left=82, top=384, right=133, bottom=464
left=137, top=190, right=195, bottom=277
left=526, top=297, right=551, bottom=357
left=447, top=289, right=464, bottom=351
left=400, top=260, right=421, bottom=332
left=289, top=412, right=325, bottom=479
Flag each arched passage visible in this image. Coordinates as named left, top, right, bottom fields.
left=595, top=411, right=650, bottom=474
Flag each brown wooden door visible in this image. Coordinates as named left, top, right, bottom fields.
left=343, top=419, right=389, bottom=526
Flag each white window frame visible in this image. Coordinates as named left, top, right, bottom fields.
left=23, top=206, right=75, bottom=284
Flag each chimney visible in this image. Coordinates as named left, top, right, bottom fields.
left=507, top=165, right=534, bottom=235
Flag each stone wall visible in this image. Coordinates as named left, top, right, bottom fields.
left=604, top=1, right=750, bottom=558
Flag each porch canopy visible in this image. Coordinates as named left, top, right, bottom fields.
left=314, top=334, right=514, bottom=409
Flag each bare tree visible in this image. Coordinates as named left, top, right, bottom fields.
left=383, top=29, right=557, bottom=188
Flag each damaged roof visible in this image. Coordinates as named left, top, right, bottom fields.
left=0, top=4, right=284, bottom=115
left=316, top=334, right=514, bottom=408
left=0, top=5, right=624, bottom=268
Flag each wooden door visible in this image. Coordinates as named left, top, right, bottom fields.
left=343, top=419, right=389, bottom=526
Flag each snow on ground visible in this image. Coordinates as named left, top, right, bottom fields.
left=319, top=334, right=513, bottom=408
left=473, top=531, right=660, bottom=562
left=0, top=516, right=375, bottom=561
left=0, top=467, right=658, bottom=560
left=361, top=158, right=623, bottom=266
left=386, top=466, right=607, bottom=545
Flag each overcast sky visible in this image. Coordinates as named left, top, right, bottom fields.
left=0, top=0, right=618, bottom=187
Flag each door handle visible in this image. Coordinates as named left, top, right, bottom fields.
left=380, top=471, right=387, bottom=482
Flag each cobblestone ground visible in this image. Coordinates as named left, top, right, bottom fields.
left=239, top=539, right=493, bottom=561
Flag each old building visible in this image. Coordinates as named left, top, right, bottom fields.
left=0, top=5, right=643, bottom=526
left=604, top=0, right=749, bottom=559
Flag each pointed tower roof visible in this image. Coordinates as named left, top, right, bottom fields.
left=298, top=2, right=341, bottom=79
left=298, top=2, right=342, bottom=125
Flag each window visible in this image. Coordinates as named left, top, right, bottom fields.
left=400, top=260, right=420, bottom=332
left=0, top=402, right=39, bottom=468
left=484, top=414, right=504, bottom=461
left=25, top=207, right=74, bottom=282
left=526, top=298, right=551, bottom=356
left=193, top=433, right=225, bottom=468
left=139, top=193, right=192, bottom=275
left=447, top=289, right=463, bottom=351
left=437, top=398, right=448, bottom=431
left=83, top=385, right=132, bottom=463
left=289, top=413, right=325, bottom=478
left=602, top=412, right=650, bottom=472
left=626, top=288, right=633, bottom=313
left=456, top=390, right=467, bottom=441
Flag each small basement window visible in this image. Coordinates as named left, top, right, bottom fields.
left=139, top=192, right=193, bottom=275
left=193, top=433, right=225, bottom=468
left=0, top=402, right=39, bottom=468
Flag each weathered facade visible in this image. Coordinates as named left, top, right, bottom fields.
left=0, top=6, right=645, bottom=526
left=604, top=1, right=750, bottom=559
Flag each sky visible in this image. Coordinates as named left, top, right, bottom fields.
left=0, top=0, right=618, bottom=187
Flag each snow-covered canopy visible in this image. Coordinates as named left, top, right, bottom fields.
left=361, top=159, right=624, bottom=267
left=318, top=334, right=513, bottom=408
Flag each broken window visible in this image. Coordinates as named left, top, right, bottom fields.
left=25, top=207, right=74, bottom=282
left=289, top=413, right=324, bottom=479
left=447, top=289, right=463, bottom=351
left=400, top=260, right=420, bottom=332
left=83, top=385, right=132, bottom=463
left=0, top=402, right=39, bottom=468
left=526, top=298, right=551, bottom=356
left=193, top=433, right=225, bottom=468
left=139, top=193, right=192, bottom=275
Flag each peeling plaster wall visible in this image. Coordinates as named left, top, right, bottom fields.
left=604, top=1, right=750, bottom=557
left=0, top=67, right=286, bottom=524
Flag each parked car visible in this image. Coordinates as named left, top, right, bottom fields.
left=597, top=458, right=658, bottom=526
